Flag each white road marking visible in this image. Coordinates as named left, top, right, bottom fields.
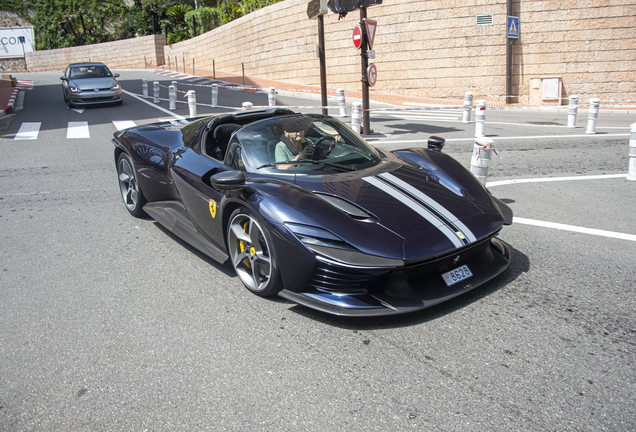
left=113, top=120, right=137, bottom=131
left=487, top=174, right=634, bottom=241
left=513, top=217, right=636, bottom=242
left=122, top=89, right=185, bottom=120
left=71, top=108, right=85, bottom=114
left=67, top=121, right=90, bottom=139
left=368, top=133, right=630, bottom=144
left=14, top=122, right=41, bottom=140
left=486, top=173, right=627, bottom=187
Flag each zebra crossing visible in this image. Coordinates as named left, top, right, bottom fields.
left=11, top=120, right=142, bottom=140
left=153, top=70, right=260, bottom=93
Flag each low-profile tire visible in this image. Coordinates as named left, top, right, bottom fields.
left=117, top=152, right=147, bottom=217
left=227, top=208, right=282, bottom=297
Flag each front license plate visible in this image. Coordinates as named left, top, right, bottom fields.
left=442, top=265, right=473, bottom=287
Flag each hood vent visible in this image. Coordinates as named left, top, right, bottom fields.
left=315, top=193, right=378, bottom=223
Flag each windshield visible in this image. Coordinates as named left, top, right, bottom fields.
left=69, top=65, right=113, bottom=79
left=234, top=114, right=382, bottom=174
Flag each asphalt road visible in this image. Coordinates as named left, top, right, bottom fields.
left=0, top=71, right=635, bottom=431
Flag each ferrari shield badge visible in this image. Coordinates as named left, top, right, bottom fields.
left=209, top=199, right=217, bottom=218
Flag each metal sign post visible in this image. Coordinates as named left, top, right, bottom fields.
left=360, top=7, right=370, bottom=135
left=308, top=0, right=329, bottom=115
left=506, top=0, right=519, bottom=105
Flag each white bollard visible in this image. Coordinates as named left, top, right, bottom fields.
left=242, top=101, right=253, bottom=111
left=171, top=81, right=178, bottom=95
left=337, top=89, right=347, bottom=117
left=168, top=85, right=176, bottom=110
left=586, top=98, right=601, bottom=134
left=474, top=99, right=487, bottom=137
left=462, top=91, right=474, bottom=124
left=470, top=137, right=495, bottom=185
left=152, top=81, right=160, bottom=104
left=186, top=90, right=197, bottom=117
left=142, top=78, right=148, bottom=98
left=211, top=84, right=218, bottom=107
left=628, top=123, right=636, bottom=181
left=351, top=102, right=362, bottom=134
left=268, top=87, right=276, bottom=107
left=567, top=95, right=579, bottom=128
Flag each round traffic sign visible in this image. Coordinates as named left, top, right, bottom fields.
left=352, top=25, right=363, bottom=50
left=367, top=63, right=377, bottom=87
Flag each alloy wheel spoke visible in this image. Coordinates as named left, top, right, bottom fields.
left=253, top=251, right=271, bottom=267
left=251, top=263, right=267, bottom=289
left=233, top=250, right=249, bottom=267
left=130, top=188, right=138, bottom=205
left=230, top=222, right=251, bottom=243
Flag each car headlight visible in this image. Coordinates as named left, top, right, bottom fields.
left=111, top=82, right=120, bottom=90
left=69, top=86, right=80, bottom=93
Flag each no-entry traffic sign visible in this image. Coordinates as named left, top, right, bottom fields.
left=353, top=25, right=362, bottom=49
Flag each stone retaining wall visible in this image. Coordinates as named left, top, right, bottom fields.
left=163, top=0, right=635, bottom=104
left=14, top=0, right=636, bottom=104
left=24, top=35, right=166, bottom=73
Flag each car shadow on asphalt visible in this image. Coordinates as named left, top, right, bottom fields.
left=374, top=121, right=463, bottom=136
left=288, top=244, right=531, bottom=329
left=152, top=221, right=236, bottom=278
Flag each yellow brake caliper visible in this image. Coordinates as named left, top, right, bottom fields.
left=239, top=220, right=252, bottom=268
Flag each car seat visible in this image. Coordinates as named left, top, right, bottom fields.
left=210, top=123, right=241, bottom=160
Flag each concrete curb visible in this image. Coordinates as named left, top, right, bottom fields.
left=2, top=87, right=20, bottom=116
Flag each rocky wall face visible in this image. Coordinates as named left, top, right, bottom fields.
left=0, top=58, right=27, bottom=73
left=0, top=11, right=30, bottom=27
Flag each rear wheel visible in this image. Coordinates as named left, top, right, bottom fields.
left=227, top=208, right=282, bottom=297
left=117, top=152, right=147, bottom=217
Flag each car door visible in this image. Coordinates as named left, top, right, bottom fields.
left=171, top=137, right=229, bottom=252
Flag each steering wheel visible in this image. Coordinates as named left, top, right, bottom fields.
left=311, top=136, right=335, bottom=160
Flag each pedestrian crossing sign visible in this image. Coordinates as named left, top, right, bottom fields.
left=507, top=16, right=519, bottom=39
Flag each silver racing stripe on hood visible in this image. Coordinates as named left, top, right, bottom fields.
left=363, top=173, right=476, bottom=248
left=378, top=173, right=477, bottom=243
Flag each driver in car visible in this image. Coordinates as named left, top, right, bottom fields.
left=274, top=127, right=315, bottom=170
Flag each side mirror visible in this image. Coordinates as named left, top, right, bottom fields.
left=114, top=73, right=120, bottom=78
left=210, top=170, right=245, bottom=190
left=60, top=76, right=67, bottom=81
left=427, top=136, right=445, bottom=152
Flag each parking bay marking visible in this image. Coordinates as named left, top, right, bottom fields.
left=488, top=174, right=635, bottom=242
left=513, top=217, right=636, bottom=242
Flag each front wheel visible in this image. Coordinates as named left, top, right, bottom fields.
left=117, top=152, right=147, bottom=217
left=227, top=208, right=282, bottom=297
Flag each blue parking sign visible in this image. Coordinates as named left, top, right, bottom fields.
left=507, top=16, right=519, bottom=39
